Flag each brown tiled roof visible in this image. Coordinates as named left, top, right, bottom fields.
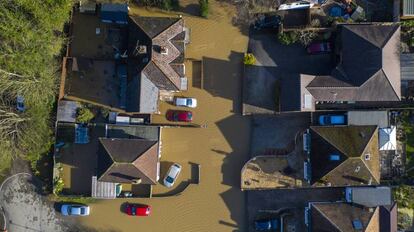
left=311, top=203, right=379, bottom=232
left=310, top=126, right=380, bottom=186
left=130, top=16, right=186, bottom=91
left=98, top=138, right=159, bottom=184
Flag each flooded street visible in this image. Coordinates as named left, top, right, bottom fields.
left=76, top=1, right=251, bottom=232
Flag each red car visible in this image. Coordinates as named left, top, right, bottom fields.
left=125, top=204, right=151, bottom=216
left=166, top=110, right=193, bottom=122
left=307, top=42, right=332, bottom=54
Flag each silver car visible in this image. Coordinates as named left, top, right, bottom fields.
left=61, top=204, right=90, bottom=216
left=174, top=97, right=197, bottom=108
left=163, top=163, right=182, bottom=188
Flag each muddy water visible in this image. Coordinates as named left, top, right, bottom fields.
left=77, top=1, right=251, bottom=231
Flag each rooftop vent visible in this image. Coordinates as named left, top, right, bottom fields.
left=160, top=46, right=168, bottom=55
left=354, top=166, right=360, bottom=173
left=132, top=178, right=142, bottom=184
left=138, top=45, right=147, bottom=54
left=364, top=153, right=371, bottom=160
left=359, top=132, right=366, bottom=138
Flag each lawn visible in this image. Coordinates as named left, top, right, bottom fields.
left=401, top=111, right=414, bottom=175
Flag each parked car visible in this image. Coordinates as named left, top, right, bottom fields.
left=166, top=110, right=193, bottom=122
left=307, top=42, right=332, bottom=54
left=163, top=163, right=182, bottom=188
left=175, top=97, right=197, bottom=108
left=319, top=115, right=346, bottom=125
left=60, top=204, right=90, bottom=216
left=16, top=95, right=25, bottom=112
left=254, top=218, right=279, bottom=231
left=125, top=203, right=151, bottom=216
left=253, top=15, right=281, bottom=30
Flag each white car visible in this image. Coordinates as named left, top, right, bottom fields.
left=174, top=97, right=197, bottom=108
left=163, top=163, right=182, bottom=188
left=61, top=204, right=90, bottom=216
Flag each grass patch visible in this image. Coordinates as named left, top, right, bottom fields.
left=49, top=194, right=98, bottom=205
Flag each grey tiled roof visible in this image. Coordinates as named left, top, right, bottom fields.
left=303, top=24, right=401, bottom=102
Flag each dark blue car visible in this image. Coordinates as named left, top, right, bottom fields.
left=255, top=218, right=279, bottom=231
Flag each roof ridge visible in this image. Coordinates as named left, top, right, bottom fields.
left=133, top=140, right=158, bottom=163
left=153, top=18, right=182, bottom=40
left=312, top=204, right=344, bottom=232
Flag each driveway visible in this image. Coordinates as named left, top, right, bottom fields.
left=0, top=174, right=70, bottom=232
left=243, top=31, right=333, bottom=114
left=250, top=113, right=311, bottom=157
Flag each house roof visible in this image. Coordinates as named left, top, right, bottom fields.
left=129, top=16, right=185, bottom=91
left=310, top=126, right=380, bottom=186
left=380, top=203, right=397, bottom=232
left=403, top=0, right=414, bottom=16
left=310, top=202, right=379, bottom=232
left=97, top=138, right=159, bottom=184
left=304, top=24, right=401, bottom=103
left=349, top=186, right=392, bottom=207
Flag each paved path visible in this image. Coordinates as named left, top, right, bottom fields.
left=0, top=174, right=70, bottom=232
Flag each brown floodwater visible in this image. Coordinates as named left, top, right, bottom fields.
left=77, top=1, right=251, bottom=231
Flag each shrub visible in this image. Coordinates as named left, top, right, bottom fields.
left=278, top=31, right=299, bottom=45
left=297, top=30, right=317, bottom=46
left=243, top=53, right=256, bottom=65
left=76, top=107, right=94, bottom=123
left=199, top=0, right=209, bottom=18
left=53, top=176, right=64, bottom=195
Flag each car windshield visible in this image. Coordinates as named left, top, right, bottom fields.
left=80, top=208, right=85, bottom=214
left=166, top=176, right=174, bottom=183
left=186, top=99, right=192, bottom=105
left=67, top=206, right=72, bottom=214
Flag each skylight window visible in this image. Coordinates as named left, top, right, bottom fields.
left=329, top=154, right=340, bottom=161
left=352, top=219, right=363, bottom=230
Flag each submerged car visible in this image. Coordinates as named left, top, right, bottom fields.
left=166, top=110, right=193, bottom=122
left=254, top=218, right=279, bottom=231
left=175, top=97, right=197, bottom=108
left=163, top=163, right=182, bottom=188
left=254, top=15, right=281, bottom=30
left=60, top=204, right=90, bottom=216
left=307, top=42, right=332, bottom=54
left=319, top=115, right=346, bottom=125
left=125, top=203, right=151, bottom=216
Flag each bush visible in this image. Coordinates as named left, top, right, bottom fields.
left=53, top=176, right=64, bottom=195
left=199, top=0, right=209, bottom=18
left=393, top=185, right=414, bottom=209
left=297, top=30, right=317, bottom=46
left=243, top=53, right=256, bottom=65
left=278, top=31, right=299, bottom=45
left=76, top=107, right=94, bottom=123
left=398, top=211, right=413, bottom=230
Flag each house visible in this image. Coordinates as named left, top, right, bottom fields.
left=379, top=202, right=397, bottom=232
left=97, top=138, right=160, bottom=184
left=306, top=202, right=379, bottom=232
left=59, top=5, right=189, bottom=114
left=281, top=24, right=401, bottom=112
left=304, top=126, right=380, bottom=186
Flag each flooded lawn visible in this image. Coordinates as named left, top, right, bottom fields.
left=74, top=1, right=251, bottom=232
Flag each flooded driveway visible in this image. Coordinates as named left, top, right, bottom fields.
left=74, top=1, right=251, bottom=232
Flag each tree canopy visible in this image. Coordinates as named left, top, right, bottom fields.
left=0, top=0, right=72, bottom=173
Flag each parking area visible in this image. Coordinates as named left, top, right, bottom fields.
left=243, top=31, right=333, bottom=114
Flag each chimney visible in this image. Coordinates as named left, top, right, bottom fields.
left=160, top=46, right=168, bottom=55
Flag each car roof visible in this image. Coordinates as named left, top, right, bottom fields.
left=168, top=164, right=181, bottom=177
